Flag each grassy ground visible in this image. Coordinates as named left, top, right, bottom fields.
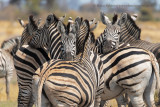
left=0, top=20, right=160, bottom=106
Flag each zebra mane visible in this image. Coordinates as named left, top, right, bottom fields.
left=125, top=13, right=141, bottom=40
left=81, top=19, right=90, bottom=54
left=66, top=22, right=71, bottom=34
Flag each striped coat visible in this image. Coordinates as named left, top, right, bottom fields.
left=33, top=35, right=104, bottom=107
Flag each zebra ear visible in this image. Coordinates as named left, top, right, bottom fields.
left=18, top=18, right=25, bottom=28
left=68, top=17, right=73, bottom=23
left=75, top=21, right=79, bottom=32
left=90, top=21, right=99, bottom=31
left=57, top=21, right=66, bottom=34
left=131, top=14, right=138, bottom=21
left=45, top=14, right=54, bottom=27
left=89, top=18, right=96, bottom=25
left=75, top=16, right=82, bottom=25
left=100, top=12, right=111, bottom=25
left=59, top=13, right=66, bottom=22
left=37, top=18, right=42, bottom=27
left=112, top=13, right=118, bottom=25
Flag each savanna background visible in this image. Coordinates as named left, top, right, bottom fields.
left=0, top=0, right=160, bottom=106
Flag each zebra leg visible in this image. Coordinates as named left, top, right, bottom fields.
left=100, top=100, right=110, bottom=107
left=143, top=72, right=156, bottom=107
left=129, top=94, right=145, bottom=107
left=116, top=95, right=127, bottom=107
left=5, top=75, right=10, bottom=100
left=94, top=95, right=101, bottom=107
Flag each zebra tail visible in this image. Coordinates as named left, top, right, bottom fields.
left=37, top=72, right=48, bottom=107
left=149, top=52, right=160, bottom=90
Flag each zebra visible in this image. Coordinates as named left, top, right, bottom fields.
left=97, top=12, right=160, bottom=107
left=117, top=12, right=160, bottom=67
left=14, top=15, right=50, bottom=107
left=14, top=14, right=67, bottom=107
left=32, top=19, right=104, bottom=107
left=117, top=12, right=160, bottom=105
left=0, top=36, right=21, bottom=100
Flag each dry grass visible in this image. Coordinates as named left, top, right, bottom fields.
left=0, top=20, right=160, bottom=106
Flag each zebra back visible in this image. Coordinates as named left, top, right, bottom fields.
left=1, top=36, right=21, bottom=56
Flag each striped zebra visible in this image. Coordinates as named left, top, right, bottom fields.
left=32, top=20, right=104, bottom=107
left=97, top=12, right=160, bottom=107
left=0, top=36, right=21, bottom=100
left=14, top=16, right=50, bottom=107
left=117, top=13, right=160, bottom=105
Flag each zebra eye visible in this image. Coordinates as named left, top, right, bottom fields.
left=117, top=32, right=120, bottom=35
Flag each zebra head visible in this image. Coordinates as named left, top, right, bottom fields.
left=57, top=21, right=79, bottom=61
left=18, top=15, right=40, bottom=47
left=118, top=13, right=140, bottom=41
left=29, top=14, right=66, bottom=51
left=99, top=12, right=120, bottom=53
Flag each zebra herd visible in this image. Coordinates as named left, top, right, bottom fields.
left=0, top=12, right=160, bottom=107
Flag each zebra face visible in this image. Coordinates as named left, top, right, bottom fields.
left=102, top=25, right=120, bottom=53
left=61, top=33, right=76, bottom=61
left=57, top=21, right=79, bottom=61
left=29, top=27, right=49, bottom=49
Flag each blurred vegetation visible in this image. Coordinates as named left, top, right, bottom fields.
left=0, top=0, right=159, bottom=21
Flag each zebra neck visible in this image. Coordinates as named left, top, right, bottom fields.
left=120, top=26, right=140, bottom=44
left=120, top=20, right=141, bottom=43
left=96, top=33, right=104, bottom=45
left=48, top=21, right=62, bottom=59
